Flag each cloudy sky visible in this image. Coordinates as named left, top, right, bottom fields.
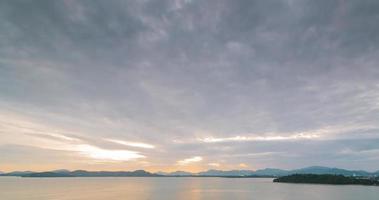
left=1, top=0, right=379, bottom=172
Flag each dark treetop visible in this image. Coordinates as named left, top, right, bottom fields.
left=273, top=174, right=379, bottom=186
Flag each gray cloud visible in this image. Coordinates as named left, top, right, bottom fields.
left=0, top=0, right=379, bottom=171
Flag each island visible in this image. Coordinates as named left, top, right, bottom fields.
left=273, top=174, right=379, bottom=186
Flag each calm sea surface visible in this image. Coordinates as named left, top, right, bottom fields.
left=0, top=177, right=378, bottom=200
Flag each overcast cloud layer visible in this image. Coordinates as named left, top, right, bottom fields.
left=1, top=0, right=379, bottom=172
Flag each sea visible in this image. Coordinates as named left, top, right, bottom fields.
left=0, top=177, right=378, bottom=200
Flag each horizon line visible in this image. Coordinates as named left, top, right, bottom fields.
left=2, top=165, right=378, bottom=174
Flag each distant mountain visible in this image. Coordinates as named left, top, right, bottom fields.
left=197, top=170, right=254, bottom=176
left=291, top=166, right=371, bottom=176
left=23, top=170, right=162, bottom=177
left=73, top=170, right=160, bottom=177
left=51, top=169, right=71, bottom=173
left=187, top=167, right=377, bottom=177
left=3, top=166, right=378, bottom=178
left=157, top=171, right=194, bottom=176
left=1, top=171, right=35, bottom=176
left=23, top=172, right=75, bottom=177
left=252, top=168, right=290, bottom=176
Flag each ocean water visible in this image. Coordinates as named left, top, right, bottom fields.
left=0, top=177, right=378, bottom=200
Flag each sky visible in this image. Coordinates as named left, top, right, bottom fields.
left=0, top=0, right=379, bottom=173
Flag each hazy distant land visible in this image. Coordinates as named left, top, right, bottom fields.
left=2, top=166, right=378, bottom=181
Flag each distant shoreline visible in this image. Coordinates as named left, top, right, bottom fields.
left=0, top=170, right=275, bottom=178
left=5, top=174, right=276, bottom=178
left=1, top=166, right=378, bottom=179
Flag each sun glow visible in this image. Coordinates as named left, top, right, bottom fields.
left=105, top=139, right=155, bottom=149
left=75, top=144, right=145, bottom=161
left=177, top=156, right=203, bottom=165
